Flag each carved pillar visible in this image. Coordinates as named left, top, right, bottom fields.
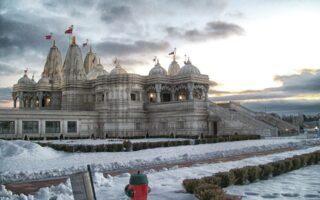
left=187, top=83, right=194, bottom=100
left=13, top=97, right=16, bottom=108
left=30, top=98, right=34, bottom=108
left=155, top=84, right=161, bottom=103
left=39, top=92, right=43, bottom=108
left=19, top=92, right=24, bottom=108
left=171, top=89, right=175, bottom=101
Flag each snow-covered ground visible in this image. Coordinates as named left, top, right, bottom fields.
left=2, top=138, right=320, bottom=183
left=1, top=144, right=320, bottom=200
left=226, top=165, right=320, bottom=200
left=37, top=138, right=190, bottom=145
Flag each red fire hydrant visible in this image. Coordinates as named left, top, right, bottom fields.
left=125, top=171, right=151, bottom=200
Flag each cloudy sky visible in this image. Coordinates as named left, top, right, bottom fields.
left=0, top=0, right=320, bottom=114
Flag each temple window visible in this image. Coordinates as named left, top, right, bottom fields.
left=131, top=93, right=136, bottom=101
left=160, top=122, right=168, bottom=130
left=22, top=121, right=39, bottom=134
left=176, top=89, right=187, bottom=101
left=135, top=122, right=141, bottom=130
left=0, top=121, right=15, bottom=134
left=161, top=91, right=171, bottom=102
left=67, top=121, right=77, bottom=133
left=45, top=121, right=60, bottom=133
left=177, top=121, right=185, bottom=129
left=193, top=89, right=203, bottom=100
left=148, top=92, right=156, bottom=103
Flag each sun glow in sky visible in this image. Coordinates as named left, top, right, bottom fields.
left=0, top=0, right=320, bottom=113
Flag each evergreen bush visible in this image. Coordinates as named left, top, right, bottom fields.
left=246, top=166, right=261, bottom=183
left=231, top=168, right=248, bottom=185
left=271, top=161, right=286, bottom=176
left=259, top=164, right=273, bottom=180
left=182, top=179, right=203, bottom=193
left=123, top=140, right=132, bottom=151
left=215, top=171, right=235, bottom=187
left=194, top=183, right=226, bottom=200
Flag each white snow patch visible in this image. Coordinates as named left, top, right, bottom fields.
left=1, top=138, right=320, bottom=184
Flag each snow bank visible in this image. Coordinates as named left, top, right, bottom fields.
left=0, top=179, right=73, bottom=200
left=1, top=138, right=320, bottom=183
left=2, top=146, right=320, bottom=200
left=0, top=140, right=62, bottom=160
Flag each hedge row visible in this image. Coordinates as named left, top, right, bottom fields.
left=194, top=135, right=260, bottom=145
left=37, top=134, right=260, bottom=153
left=183, top=150, right=320, bottom=200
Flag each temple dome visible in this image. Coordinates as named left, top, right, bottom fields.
left=168, top=60, right=180, bottom=76
left=83, top=46, right=97, bottom=74
left=149, top=60, right=167, bottom=76
left=87, top=61, right=108, bottom=80
left=110, top=60, right=127, bottom=75
left=62, top=36, right=87, bottom=81
left=178, top=58, right=200, bottom=75
left=18, top=73, right=33, bottom=85
left=43, top=40, right=62, bottom=85
left=37, top=74, right=50, bottom=85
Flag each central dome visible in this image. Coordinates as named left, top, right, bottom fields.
left=149, top=60, right=167, bottom=76
left=168, top=60, right=180, bottom=76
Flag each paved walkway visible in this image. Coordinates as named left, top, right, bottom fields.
left=4, top=147, right=294, bottom=195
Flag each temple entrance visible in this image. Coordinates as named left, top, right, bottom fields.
left=212, top=121, right=218, bottom=136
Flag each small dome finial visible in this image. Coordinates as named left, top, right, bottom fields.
left=52, top=40, right=56, bottom=47
left=72, top=36, right=76, bottom=45
left=24, top=68, right=28, bottom=75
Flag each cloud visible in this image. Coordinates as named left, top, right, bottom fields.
left=0, top=63, right=19, bottom=76
left=227, top=10, right=245, bottom=18
left=166, top=21, right=245, bottom=42
left=100, top=5, right=133, bottom=24
left=243, top=99, right=320, bottom=115
left=0, top=15, right=50, bottom=58
left=96, top=40, right=171, bottom=56
left=211, top=69, right=320, bottom=102
left=0, top=87, right=12, bottom=101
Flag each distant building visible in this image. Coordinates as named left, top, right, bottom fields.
left=0, top=37, right=298, bottom=139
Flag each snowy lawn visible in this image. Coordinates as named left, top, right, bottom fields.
left=37, top=138, right=190, bottom=145
left=225, top=164, right=320, bottom=200
left=1, top=144, right=320, bottom=200
left=1, top=139, right=320, bottom=183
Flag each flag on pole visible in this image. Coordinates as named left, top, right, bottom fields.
left=168, top=51, right=174, bottom=55
left=83, top=39, right=88, bottom=47
left=45, top=33, right=52, bottom=40
left=65, top=25, right=73, bottom=34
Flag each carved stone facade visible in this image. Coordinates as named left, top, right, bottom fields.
left=0, top=37, right=298, bottom=139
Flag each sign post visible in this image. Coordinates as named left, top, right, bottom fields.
left=70, top=165, right=97, bottom=200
